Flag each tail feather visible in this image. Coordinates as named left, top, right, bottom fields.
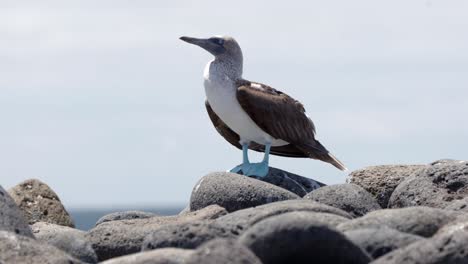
left=322, top=152, right=348, bottom=171
left=298, top=140, right=347, bottom=171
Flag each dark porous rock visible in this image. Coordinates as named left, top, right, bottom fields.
left=142, top=220, right=236, bottom=251
left=187, top=238, right=262, bottom=264
left=304, top=183, right=381, bottom=217
left=238, top=211, right=371, bottom=264
left=95, top=211, right=157, bottom=226
left=0, top=185, right=34, bottom=238
left=344, top=227, right=423, bottom=259
left=348, top=164, right=427, bottom=208
left=214, top=199, right=351, bottom=235
left=86, top=204, right=227, bottom=261
left=389, top=161, right=468, bottom=209
left=445, top=197, right=468, bottom=213
left=249, top=166, right=325, bottom=197
left=8, top=179, right=74, bottom=227
left=190, top=172, right=299, bottom=212
left=338, top=206, right=457, bottom=237
left=371, top=221, right=468, bottom=264
left=0, top=230, right=82, bottom=264
left=101, top=248, right=193, bottom=264
left=32, top=222, right=98, bottom=263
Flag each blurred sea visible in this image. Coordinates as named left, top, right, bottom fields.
left=69, top=206, right=184, bottom=231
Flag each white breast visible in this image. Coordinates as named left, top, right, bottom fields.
left=203, top=61, right=288, bottom=147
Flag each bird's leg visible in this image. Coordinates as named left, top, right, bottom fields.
left=244, top=143, right=271, bottom=178
left=230, top=143, right=251, bottom=174
left=262, top=143, right=271, bottom=164
left=242, top=142, right=250, bottom=164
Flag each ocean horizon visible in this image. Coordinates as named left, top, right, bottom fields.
left=69, top=206, right=185, bottom=231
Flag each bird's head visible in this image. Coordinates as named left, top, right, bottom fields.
left=180, top=35, right=243, bottom=62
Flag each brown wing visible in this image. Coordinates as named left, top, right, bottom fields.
left=205, top=100, right=308, bottom=158
left=235, top=80, right=347, bottom=171
left=236, top=79, right=316, bottom=144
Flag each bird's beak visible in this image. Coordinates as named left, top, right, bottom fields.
left=179, top=36, right=225, bottom=56
left=180, top=36, right=208, bottom=46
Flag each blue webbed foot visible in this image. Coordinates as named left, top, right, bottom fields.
left=230, top=163, right=250, bottom=174
left=230, top=161, right=269, bottom=178
left=230, top=142, right=270, bottom=178
left=244, top=161, right=269, bottom=178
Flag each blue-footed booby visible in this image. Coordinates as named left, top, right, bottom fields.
left=180, top=35, right=346, bottom=177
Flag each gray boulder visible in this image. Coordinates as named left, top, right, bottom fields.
left=338, top=207, right=458, bottom=237
left=8, top=179, right=74, bottom=227
left=0, top=185, right=34, bottom=238
left=0, top=230, right=82, bottom=264
left=100, top=248, right=193, bottom=264
left=187, top=238, right=262, bottom=264
left=348, top=164, right=426, bottom=208
left=190, top=172, right=299, bottom=212
left=142, top=220, right=236, bottom=251
left=248, top=166, right=325, bottom=196
left=95, top=211, right=157, bottom=226
left=389, top=162, right=468, bottom=209
left=86, top=204, right=227, bottom=261
left=304, top=183, right=381, bottom=217
left=214, top=199, right=351, bottom=235
left=371, top=221, right=468, bottom=264
left=32, top=222, right=98, bottom=263
left=344, top=227, right=423, bottom=259
left=239, top=211, right=371, bottom=264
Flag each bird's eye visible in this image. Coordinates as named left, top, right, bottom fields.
left=212, top=38, right=224, bottom=45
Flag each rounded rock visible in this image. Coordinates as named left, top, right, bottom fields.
left=214, top=199, right=351, bottom=235
left=250, top=166, right=325, bottom=197
left=142, top=220, right=236, bottom=251
left=8, top=179, right=74, bottom=227
left=190, top=172, right=299, bottom=213
left=32, top=222, right=98, bottom=263
left=344, top=227, right=423, bottom=259
left=86, top=205, right=227, bottom=261
left=338, top=206, right=458, bottom=237
left=100, top=248, right=193, bottom=264
left=348, top=164, right=427, bottom=208
left=95, top=211, right=157, bottom=226
left=371, top=223, right=468, bottom=264
left=0, top=230, right=82, bottom=263
left=0, top=185, right=34, bottom=238
left=389, top=162, right=468, bottom=209
left=187, top=238, right=262, bottom=264
left=239, top=211, right=371, bottom=264
left=304, top=183, right=381, bottom=217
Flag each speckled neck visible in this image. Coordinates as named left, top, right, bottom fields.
left=211, top=56, right=242, bottom=81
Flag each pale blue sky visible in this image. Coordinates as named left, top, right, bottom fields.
left=1, top=0, right=467, bottom=208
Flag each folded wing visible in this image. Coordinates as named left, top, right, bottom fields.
left=235, top=79, right=347, bottom=171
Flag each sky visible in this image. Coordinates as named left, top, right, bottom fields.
left=1, top=0, right=467, bottom=208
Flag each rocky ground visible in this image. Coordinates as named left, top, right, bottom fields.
left=1, top=159, right=468, bottom=263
